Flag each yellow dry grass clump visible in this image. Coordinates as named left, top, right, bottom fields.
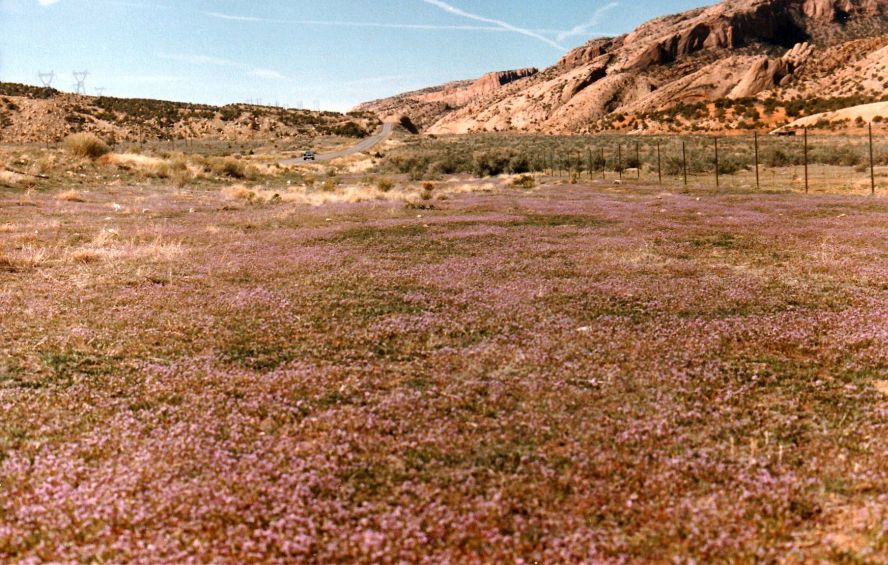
left=63, top=133, right=111, bottom=160
left=57, top=189, right=85, bottom=202
left=221, top=180, right=497, bottom=207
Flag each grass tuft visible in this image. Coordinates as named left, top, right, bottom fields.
left=63, top=133, right=111, bottom=160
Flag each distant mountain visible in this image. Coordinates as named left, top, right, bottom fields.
left=357, top=0, right=888, bottom=134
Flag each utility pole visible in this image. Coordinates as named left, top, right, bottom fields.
left=73, top=71, right=89, bottom=95
left=38, top=71, right=55, bottom=88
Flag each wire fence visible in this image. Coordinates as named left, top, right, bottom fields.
left=529, top=126, right=887, bottom=196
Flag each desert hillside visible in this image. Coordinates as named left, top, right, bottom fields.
left=0, top=83, right=380, bottom=144
left=357, top=0, right=888, bottom=134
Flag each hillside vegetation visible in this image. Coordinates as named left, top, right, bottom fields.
left=0, top=83, right=379, bottom=144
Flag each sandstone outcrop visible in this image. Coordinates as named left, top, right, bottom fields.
left=357, top=0, right=888, bottom=134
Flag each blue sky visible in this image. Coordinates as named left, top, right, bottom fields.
left=0, top=0, right=712, bottom=111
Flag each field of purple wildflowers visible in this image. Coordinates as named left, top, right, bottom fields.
left=1, top=178, right=887, bottom=562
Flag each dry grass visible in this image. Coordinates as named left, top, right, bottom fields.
left=221, top=179, right=497, bottom=207
left=63, top=133, right=111, bottom=160
left=57, top=189, right=85, bottom=202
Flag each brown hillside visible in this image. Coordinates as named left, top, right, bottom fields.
left=356, top=0, right=888, bottom=134
left=0, top=83, right=380, bottom=144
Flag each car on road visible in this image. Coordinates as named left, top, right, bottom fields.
left=303, top=150, right=316, bottom=161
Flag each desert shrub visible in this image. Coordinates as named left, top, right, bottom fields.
left=331, top=122, right=369, bottom=138
left=472, top=148, right=532, bottom=177
left=512, top=175, right=536, bottom=189
left=761, top=147, right=800, bottom=168
left=386, top=152, right=435, bottom=180
left=376, top=177, right=395, bottom=192
left=217, top=158, right=246, bottom=179
left=808, top=145, right=862, bottom=167
left=508, top=154, right=531, bottom=175
left=304, top=175, right=316, bottom=189
left=716, top=155, right=746, bottom=175
left=663, top=155, right=686, bottom=176
left=64, top=133, right=110, bottom=159
left=322, top=178, right=337, bottom=192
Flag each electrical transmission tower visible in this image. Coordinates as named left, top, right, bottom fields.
left=38, top=71, right=55, bottom=88
left=72, top=71, right=89, bottom=95
left=95, top=87, right=106, bottom=97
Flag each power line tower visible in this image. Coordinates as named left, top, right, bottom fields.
left=95, top=87, right=106, bottom=97
left=38, top=71, right=55, bottom=88
left=72, top=70, right=89, bottom=95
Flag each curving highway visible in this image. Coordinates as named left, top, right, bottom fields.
left=280, top=122, right=395, bottom=166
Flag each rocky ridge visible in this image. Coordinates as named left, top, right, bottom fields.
left=357, top=0, right=888, bottom=134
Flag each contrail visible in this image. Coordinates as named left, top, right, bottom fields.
left=207, top=12, right=510, bottom=33
left=557, top=2, right=620, bottom=42
left=419, top=0, right=566, bottom=51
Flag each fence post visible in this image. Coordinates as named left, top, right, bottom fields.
left=754, top=132, right=760, bottom=191
left=601, top=147, right=606, bottom=180
left=714, top=136, right=720, bottom=189
left=803, top=127, right=809, bottom=195
left=657, top=140, right=662, bottom=185
left=635, top=142, right=641, bottom=180
left=587, top=148, right=593, bottom=180
left=618, top=143, right=623, bottom=181
left=870, top=122, right=876, bottom=196
left=682, top=141, right=688, bottom=187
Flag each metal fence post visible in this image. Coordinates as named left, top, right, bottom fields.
left=804, top=127, right=809, bottom=195
left=657, top=140, right=662, bottom=185
left=682, top=141, right=688, bottom=187
left=870, top=123, right=876, bottom=196
left=714, top=136, right=720, bottom=189
left=754, top=132, right=760, bottom=191
left=635, top=142, right=641, bottom=180
left=618, top=143, right=623, bottom=181
left=601, top=147, right=605, bottom=180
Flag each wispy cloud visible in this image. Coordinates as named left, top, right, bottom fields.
left=158, top=53, right=288, bottom=80
left=556, top=2, right=620, bottom=42
left=419, top=0, right=565, bottom=51
left=205, top=5, right=615, bottom=51
left=206, top=12, right=508, bottom=32
left=36, top=0, right=61, bottom=5
left=250, top=68, right=287, bottom=80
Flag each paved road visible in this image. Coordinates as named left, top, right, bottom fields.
left=280, top=122, right=395, bottom=165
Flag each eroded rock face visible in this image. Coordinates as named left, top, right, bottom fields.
left=629, top=0, right=813, bottom=70
left=801, top=0, right=883, bottom=18
left=557, top=38, right=618, bottom=69
left=471, top=68, right=539, bottom=96
left=560, top=60, right=610, bottom=104
left=357, top=0, right=888, bottom=133
left=730, top=56, right=791, bottom=97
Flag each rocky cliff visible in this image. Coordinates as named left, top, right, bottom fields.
left=357, top=0, right=888, bottom=134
